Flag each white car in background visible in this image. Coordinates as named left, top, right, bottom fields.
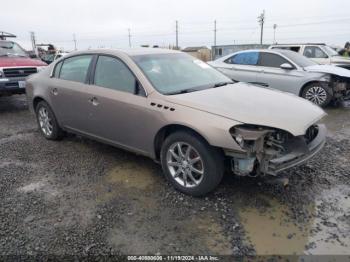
left=209, top=49, right=350, bottom=107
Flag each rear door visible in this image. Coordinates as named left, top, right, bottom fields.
left=49, top=54, right=95, bottom=133
left=218, top=51, right=259, bottom=83
left=256, top=52, right=303, bottom=94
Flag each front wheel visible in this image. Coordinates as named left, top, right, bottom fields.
left=301, top=83, right=332, bottom=107
left=160, top=131, right=224, bottom=196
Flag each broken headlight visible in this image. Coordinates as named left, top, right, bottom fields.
left=230, top=125, right=274, bottom=151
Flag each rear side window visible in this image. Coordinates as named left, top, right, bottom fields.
left=93, top=55, right=136, bottom=94
left=259, top=52, right=290, bottom=68
left=225, top=52, right=259, bottom=65
left=53, top=61, right=63, bottom=78
left=59, top=55, right=93, bottom=83
left=271, top=46, right=300, bottom=52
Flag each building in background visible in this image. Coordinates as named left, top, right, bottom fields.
left=212, top=44, right=269, bottom=60
left=182, top=46, right=211, bottom=62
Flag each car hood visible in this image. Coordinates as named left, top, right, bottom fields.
left=0, top=57, right=47, bottom=67
left=304, top=64, right=350, bottom=78
left=330, top=56, right=350, bottom=64
left=165, top=83, right=326, bottom=136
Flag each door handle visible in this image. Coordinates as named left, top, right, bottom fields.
left=52, top=88, right=58, bottom=96
left=88, top=97, right=99, bottom=106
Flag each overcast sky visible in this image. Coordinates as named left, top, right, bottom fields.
left=1, top=0, right=349, bottom=51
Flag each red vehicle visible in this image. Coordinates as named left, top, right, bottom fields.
left=0, top=32, right=46, bottom=96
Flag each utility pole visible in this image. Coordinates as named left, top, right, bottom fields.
left=214, top=20, right=217, bottom=47
left=258, top=10, right=265, bottom=45
left=30, top=31, right=37, bottom=55
left=273, top=24, right=277, bottom=44
left=73, top=34, right=77, bottom=50
left=175, top=20, right=178, bottom=50
left=128, top=28, right=132, bottom=48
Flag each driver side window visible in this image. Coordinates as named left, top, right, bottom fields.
left=303, top=46, right=328, bottom=59
left=93, top=55, right=138, bottom=94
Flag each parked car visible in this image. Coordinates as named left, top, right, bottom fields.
left=0, top=36, right=47, bottom=96
left=209, top=49, right=350, bottom=107
left=269, top=43, right=350, bottom=70
left=41, top=52, right=69, bottom=65
left=26, top=49, right=326, bottom=196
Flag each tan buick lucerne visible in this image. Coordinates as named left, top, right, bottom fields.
left=26, top=48, right=327, bottom=196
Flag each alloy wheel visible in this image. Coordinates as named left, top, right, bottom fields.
left=166, top=142, right=204, bottom=188
left=305, top=86, right=327, bottom=105
left=38, top=107, right=53, bottom=136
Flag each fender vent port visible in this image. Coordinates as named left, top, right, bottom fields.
left=150, top=102, right=175, bottom=111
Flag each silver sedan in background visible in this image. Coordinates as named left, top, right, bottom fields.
left=209, top=49, right=350, bottom=107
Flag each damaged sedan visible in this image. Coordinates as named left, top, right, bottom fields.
left=26, top=49, right=326, bottom=196
left=209, top=49, right=350, bottom=107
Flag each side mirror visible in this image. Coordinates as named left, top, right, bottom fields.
left=280, top=63, right=294, bottom=70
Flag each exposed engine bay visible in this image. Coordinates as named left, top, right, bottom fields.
left=330, top=75, right=350, bottom=101
left=226, top=124, right=324, bottom=177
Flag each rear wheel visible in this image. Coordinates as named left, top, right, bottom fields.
left=160, top=131, right=224, bottom=196
left=301, top=83, right=332, bottom=107
left=35, top=101, right=63, bottom=140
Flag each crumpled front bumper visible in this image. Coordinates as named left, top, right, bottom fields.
left=266, top=124, right=327, bottom=175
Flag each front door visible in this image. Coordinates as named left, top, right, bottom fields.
left=256, top=52, right=304, bottom=94
left=85, top=55, right=159, bottom=155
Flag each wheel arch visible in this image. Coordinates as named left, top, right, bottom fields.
left=153, top=124, right=211, bottom=161
left=33, top=96, right=46, bottom=110
left=299, top=81, right=323, bottom=97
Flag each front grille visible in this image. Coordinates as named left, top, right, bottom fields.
left=305, top=125, right=318, bottom=143
left=3, top=67, right=37, bottom=78
left=5, top=82, right=19, bottom=88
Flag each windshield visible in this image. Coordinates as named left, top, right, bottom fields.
left=0, top=41, right=28, bottom=57
left=323, top=45, right=339, bottom=57
left=132, top=53, right=232, bottom=95
left=280, top=50, right=317, bottom=67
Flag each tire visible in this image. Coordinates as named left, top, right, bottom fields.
left=301, top=82, right=332, bottom=107
left=35, top=100, right=64, bottom=140
left=160, top=131, right=224, bottom=196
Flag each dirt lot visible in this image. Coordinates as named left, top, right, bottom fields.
left=0, top=95, right=349, bottom=256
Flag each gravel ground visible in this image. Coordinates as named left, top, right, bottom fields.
left=0, top=95, right=349, bottom=256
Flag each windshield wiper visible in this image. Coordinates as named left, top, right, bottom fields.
left=212, top=81, right=234, bottom=88
left=166, top=88, right=200, bottom=95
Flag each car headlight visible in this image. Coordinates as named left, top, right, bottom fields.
left=319, top=75, right=331, bottom=82
left=230, top=125, right=274, bottom=150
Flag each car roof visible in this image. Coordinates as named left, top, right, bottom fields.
left=64, top=48, right=181, bottom=57
left=270, top=43, right=326, bottom=46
